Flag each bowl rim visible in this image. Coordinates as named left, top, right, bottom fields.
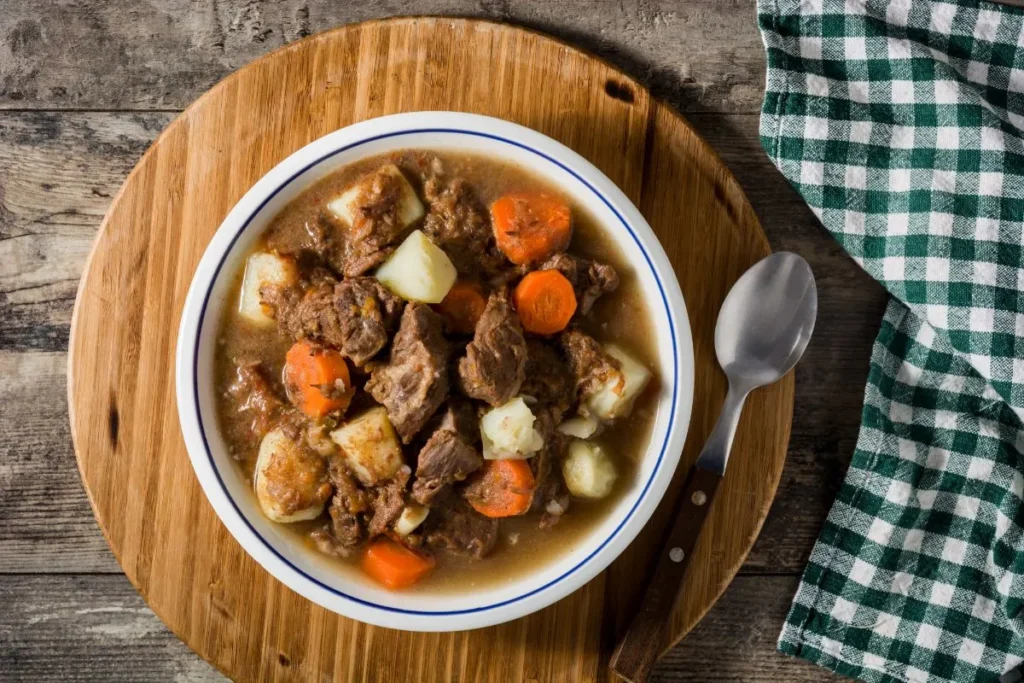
left=175, top=111, right=694, bottom=631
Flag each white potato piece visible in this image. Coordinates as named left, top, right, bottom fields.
left=557, top=415, right=600, bottom=439
left=480, top=397, right=545, bottom=460
left=305, top=422, right=337, bottom=457
left=562, top=440, right=617, bottom=499
left=586, top=344, right=652, bottom=420
left=394, top=503, right=430, bottom=537
left=238, top=252, right=298, bottom=326
left=329, top=407, right=405, bottom=486
left=255, top=428, right=331, bottom=523
left=325, top=164, right=425, bottom=229
left=375, top=230, right=457, bottom=303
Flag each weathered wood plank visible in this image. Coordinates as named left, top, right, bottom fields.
left=0, top=112, right=174, bottom=352
left=655, top=575, right=852, bottom=682
left=0, top=0, right=765, bottom=114
left=0, top=574, right=224, bottom=682
left=0, top=351, right=120, bottom=573
left=0, top=574, right=846, bottom=682
left=0, top=109, right=885, bottom=574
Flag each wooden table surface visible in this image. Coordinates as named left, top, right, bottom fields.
left=0, top=1, right=883, bottom=681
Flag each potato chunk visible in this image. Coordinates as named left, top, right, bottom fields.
left=557, top=415, right=600, bottom=439
left=480, top=397, right=545, bottom=460
left=586, top=344, right=652, bottom=420
left=325, top=163, right=425, bottom=229
left=238, top=252, right=298, bottom=326
left=394, top=503, right=430, bottom=537
left=329, top=407, right=405, bottom=486
left=562, top=440, right=617, bottom=499
left=254, top=428, right=331, bottom=523
left=375, top=230, right=457, bottom=303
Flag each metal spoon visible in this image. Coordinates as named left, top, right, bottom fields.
left=609, top=252, right=817, bottom=683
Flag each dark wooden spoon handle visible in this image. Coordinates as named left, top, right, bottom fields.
left=608, top=465, right=723, bottom=683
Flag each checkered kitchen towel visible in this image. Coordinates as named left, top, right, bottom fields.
left=758, top=0, right=1024, bottom=680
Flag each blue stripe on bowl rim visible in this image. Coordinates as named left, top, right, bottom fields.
left=192, top=127, right=679, bottom=615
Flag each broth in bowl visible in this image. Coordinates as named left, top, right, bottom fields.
left=214, top=150, right=659, bottom=591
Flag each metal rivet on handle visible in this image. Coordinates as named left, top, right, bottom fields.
left=670, top=547, right=685, bottom=563
left=691, top=490, right=707, bottom=506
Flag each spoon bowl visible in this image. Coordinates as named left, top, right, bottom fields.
left=715, top=252, right=817, bottom=392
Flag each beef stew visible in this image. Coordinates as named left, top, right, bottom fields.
left=215, top=151, right=659, bottom=591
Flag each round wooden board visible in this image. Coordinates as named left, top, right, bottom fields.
left=68, top=17, right=793, bottom=683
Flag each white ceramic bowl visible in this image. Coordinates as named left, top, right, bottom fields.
left=175, top=112, right=693, bottom=631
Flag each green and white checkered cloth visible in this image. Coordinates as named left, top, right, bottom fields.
left=758, top=0, right=1024, bottom=680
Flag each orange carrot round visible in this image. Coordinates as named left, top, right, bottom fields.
left=435, top=281, right=487, bottom=335
left=513, top=270, right=578, bottom=335
left=490, top=192, right=572, bottom=265
left=362, top=538, right=435, bottom=589
left=466, top=460, right=536, bottom=518
left=283, top=341, right=353, bottom=419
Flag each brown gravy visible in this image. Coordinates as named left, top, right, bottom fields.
left=214, top=150, right=659, bottom=591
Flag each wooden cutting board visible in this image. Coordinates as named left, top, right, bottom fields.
left=68, top=17, right=793, bottom=683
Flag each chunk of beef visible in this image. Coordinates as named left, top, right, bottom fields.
left=262, top=276, right=403, bottom=366
left=365, top=304, right=450, bottom=443
left=528, top=411, right=570, bottom=528
left=539, top=486, right=570, bottom=528
left=457, top=289, right=528, bottom=406
left=311, top=526, right=351, bottom=558
left=299, top=220, right=335, bottom=266
left=578, top=262, right=618, bottom=314
left=535, top=253, right=619, bottom=315
left=332, top=277, right=404, bottom=365
left=324, top=457, right=370, bottom=550
left=226, top=361, right=285, bottom=441
left=423, top=494, right=498, bottom=559
left=422, top=164, right=508, bottom=278
left=412, top=411, right=483, bottom=505
left=328, top=165, right=410, bottom=276
left=337, top=245, right=395, bottom=279
left=265, top=168, right=411, bottom=277
left=260, top=275, right=337, bottom=344
left=560, top=329, right=622, bottom=403
left=436, top=398, right=479, bottom=443
left=367, top=466, right=411, bottom=537
left=520, top=340, right=575, bottom=420
left=264, top=216, right=362, bottom=277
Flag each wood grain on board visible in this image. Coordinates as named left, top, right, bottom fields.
left=65, top=18, right=794, bottom=682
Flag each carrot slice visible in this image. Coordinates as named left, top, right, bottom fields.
left=362, top=538, right=435, bottom=589
left=466, top=460, right=536, bottom=518
left=435, top=281, right=487, bottom=335
left=513, top=270, right=578, bottom=335
left=491, top=193, right=572, bottom=265
left=283, top=341, right=353, bottom=419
